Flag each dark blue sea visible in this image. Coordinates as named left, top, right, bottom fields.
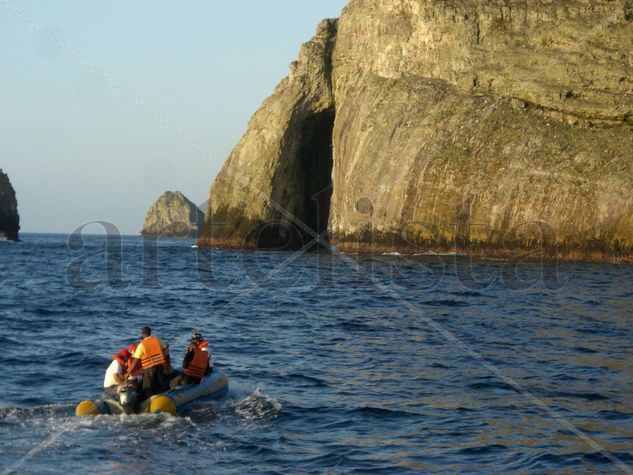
left=1, top=233, right=632, bottom=474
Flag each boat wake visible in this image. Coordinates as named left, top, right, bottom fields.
left=0, top=403, right=198, bottom=475
left=173, top=384, right=281, bottom=422
left=0, top=384, right=280, bottom=430
left=0, top=403, right=74, bottom=425
left=0, top=386, right=281, bottom=474
left=0, top=403, right=191, bottom=429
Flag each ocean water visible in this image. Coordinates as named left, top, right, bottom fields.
left=0, top=233, right=632, bottom=474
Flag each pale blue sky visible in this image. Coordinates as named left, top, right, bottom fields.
left=0, top=0, right=348, bottom=234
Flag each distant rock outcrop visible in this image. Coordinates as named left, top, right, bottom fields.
left=200, top=0, right=633, bottom=261
left=0, top=170, right=20, bottom=241
left=142, top=191, right=204, bottom=238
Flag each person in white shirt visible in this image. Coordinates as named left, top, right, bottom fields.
left=103, top=348, right=130, bottom=395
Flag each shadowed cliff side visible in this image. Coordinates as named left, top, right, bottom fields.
left=200, top=19, right=337, bottom=250
left=0, top=170, right=20, bottom=241
left=200, top=0, right=633, bottom=261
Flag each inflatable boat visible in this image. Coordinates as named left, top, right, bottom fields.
left=75, top=368, right=228, bottom=417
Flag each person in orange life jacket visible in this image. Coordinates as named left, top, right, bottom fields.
left=184, top=331, right=212, bottom=380
left=126, top=326, right=170, bottom=398
left=190, top=331, right=212, bottom=369
left=104, top=348, right=130, bottom=395
left=169, top=331, right=211, bottom=388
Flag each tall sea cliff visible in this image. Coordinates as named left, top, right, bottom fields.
left=200, top=0, right=633, bottom=261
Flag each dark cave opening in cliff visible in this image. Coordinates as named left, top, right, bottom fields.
left=298, top=109, right=335, bottom=250
left=255, top=110, right=335, bottom=251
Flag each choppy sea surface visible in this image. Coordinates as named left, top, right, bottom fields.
left=0, top=233, right=632, bottom=474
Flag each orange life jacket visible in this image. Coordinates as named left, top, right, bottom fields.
left=140, top=336, right=168, bottom=370
left=127, top=356, right=144, bottom=376
left=129, top=344, right=142, bottom=369
left=184, top=347, right=208, bottom=379
left=198, top=340, right=209, bottom=350
left=112, top=354, right=126, bottom=367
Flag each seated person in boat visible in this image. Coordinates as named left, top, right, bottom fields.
left=103, top=348, right=130, bottom=395
left=170, top=331, right=211, bottom=388
left=191, top=331, right=212, bottom=368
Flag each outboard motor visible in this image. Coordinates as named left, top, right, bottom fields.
left=119, top=384, right=138, bottom=415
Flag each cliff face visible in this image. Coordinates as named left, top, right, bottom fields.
left=142, top=191, right=205, bottom=238
left=201, top=0, right=633, bottom=260
left=0, top=170, right=20, bottom=241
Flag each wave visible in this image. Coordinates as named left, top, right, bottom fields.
left=0, top=335, right=21, bottom=347
left=458, top=444, right=508, bottom=455
left=234, top=388, right=282, bottom=421
left=0, top=403, right=74, bottom=421
left=573, top=346, right=598, bottom=354
left=447, top=290, right=494, bottom=298
left=0, top=403, right=188, bottom=427
left=33, top=307, right=65, bottom=316
left=423, top=299, right=470, bottom=307
left=347, top=406, right=421, bottom=419
left=281, top=373, right=328, bottom=388
left=596, top=408, right=633, bottom=420
left=547, top=391, right=610, bottom=402
left=468, top=381, right=518, bottom=392
left=519, top=450, right=633, bottom=471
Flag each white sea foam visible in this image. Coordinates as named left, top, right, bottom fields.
left=234, top=388, right=282, bottom=420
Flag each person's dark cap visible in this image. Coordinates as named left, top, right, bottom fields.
left=141, top=326, right=151, bottom=337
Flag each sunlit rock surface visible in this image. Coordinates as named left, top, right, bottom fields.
left=200, top=0, right=633, bottom=261
left=142, top=191, right=204, bottom=238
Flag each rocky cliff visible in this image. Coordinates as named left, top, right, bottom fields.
left=200, top=0, right=633, bottom=261
left=0, top=170, right=20, bottom=241
left=142, top=191, right=204, bottom=238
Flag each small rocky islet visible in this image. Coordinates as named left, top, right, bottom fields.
left=141, top=191, right=204, bottom=238
left=0, top=169, right=20, bottom=241
left=198, top=0, right=633, bottom=262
